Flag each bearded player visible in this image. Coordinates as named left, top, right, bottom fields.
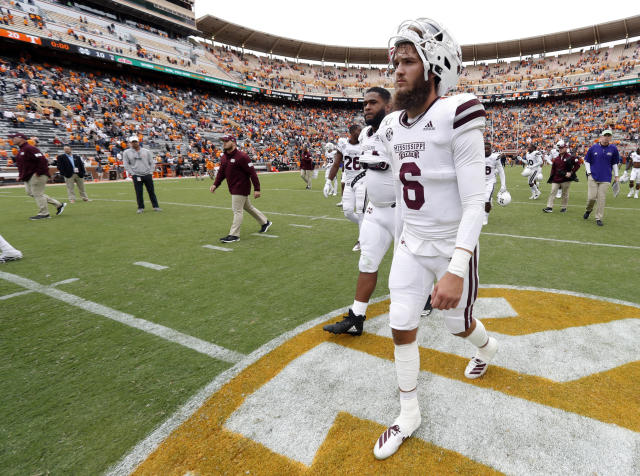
left=372, top=18, right=498, bottom=460
left=323, top=87, right=394, bottom=335
left=483, top=142, right=507, bottom=225
left=327, top=124, right=364, bottom=251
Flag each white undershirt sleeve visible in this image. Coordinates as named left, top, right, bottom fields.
left=452, top=128, right=485, bottom=253
left=497, top=160, right=506, bottom=190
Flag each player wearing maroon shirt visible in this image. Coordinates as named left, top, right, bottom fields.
left=10, top=132, right=65, bottom=220
left=210, top=135, right=272, bottom=243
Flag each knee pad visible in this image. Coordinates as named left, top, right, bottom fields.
left=359, top=252, right=379, bottom=273
left=389, top=299, right=420, bottom=331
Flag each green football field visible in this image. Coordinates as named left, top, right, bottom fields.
left=1, top=168, right=639, bottom=474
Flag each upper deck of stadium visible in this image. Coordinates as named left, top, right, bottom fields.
left=1, top=0, right=639, bottom=100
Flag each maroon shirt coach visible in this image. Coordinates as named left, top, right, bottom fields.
left=210, top=136, right=271, bottom=243
left=10, top=132, right=64, bottom=219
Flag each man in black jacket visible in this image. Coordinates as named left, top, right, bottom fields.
left=57, top=145, right=89, bottom=203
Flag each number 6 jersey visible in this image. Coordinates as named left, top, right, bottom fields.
left=377, top=93, right=486, bottom=256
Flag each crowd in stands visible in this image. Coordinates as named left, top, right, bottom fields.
left=1, top=0, right=638, bottom=99
left=1, top=51, right=638, bottom=180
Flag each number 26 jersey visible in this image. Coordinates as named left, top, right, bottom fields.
left=377, top=93, right=486, bottom=250
left=337, top=139, right=362, bottom=185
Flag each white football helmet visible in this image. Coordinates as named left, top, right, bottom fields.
left=497, top=190, right=512, bottom=206
left=388, top=18, right=462, bottom=96
left=324, top=142, right=335, bottom=154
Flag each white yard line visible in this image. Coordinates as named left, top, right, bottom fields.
left=0, top=277, right=79, bottom=300
left=482, top=232, right=640, bottom=250
left=251, top=233, right=279, bottom=238
left=0, top=290, right=33, bottom=300
left=202, top=245, right=233, bottom=252
left=133, top=262, right=169, bottom=271
left=0, top=271, right=244, bottom=364
left=289, top=224, right=312, bottom=228
left=89, top=198, right=349, bottom=222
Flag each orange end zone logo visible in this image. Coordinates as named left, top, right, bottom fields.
left=117, top=287, right=640, bottom=475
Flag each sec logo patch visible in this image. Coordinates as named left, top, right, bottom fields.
left=123, top=287, right=640, bottom=476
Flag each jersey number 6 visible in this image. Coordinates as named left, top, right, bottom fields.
left=400, top=162, right=425, bottom=210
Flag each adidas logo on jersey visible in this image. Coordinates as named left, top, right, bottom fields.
left=423, top=121, right=435, bottom=131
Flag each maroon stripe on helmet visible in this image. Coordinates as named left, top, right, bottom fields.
left=455, top=98, right=480, bottom=116
left=453, top=109, right=486, bottom=129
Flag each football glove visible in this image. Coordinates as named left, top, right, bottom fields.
left=323, top=179, right=334, bottom=198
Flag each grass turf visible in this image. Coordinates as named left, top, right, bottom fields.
left=0, top=167, right=638, bottom=473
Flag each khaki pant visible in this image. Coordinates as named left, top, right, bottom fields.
left=300, top=169, right=313, bottom=187
left=25, top=174, right=62, bottom=216
left=230, top=194, right=267, bottom=236
left=65, top=174, right=88, bottom=201
left=586, top=176, right=609, bottom=220
left=546, top=182, right=571, bottom=209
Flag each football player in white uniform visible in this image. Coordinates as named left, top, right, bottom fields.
left=324, top=87, right=394, bottom=335
left=626, top=148, right=640, bottom=198
left=483, top=142, right=507, bottom=225
left=372, top=18, right=498, bottom=461
left=323, top=142, right=338, bottom=196
left=521, top=143, right=543, bottom=199
left=327, top=125, right=364, bottom=250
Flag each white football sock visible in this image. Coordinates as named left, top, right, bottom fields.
left=394, top=340, right=419, bottom=393
left=352, top=300, right=368, bottom=316
left=465, top=319, right=489, bottom=348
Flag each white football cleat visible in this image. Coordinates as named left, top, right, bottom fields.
left=336, top=201, right=343, bottom=207
left=627, top=190, right=634, bottom=198
left=528, top=193, right=536, bottom=200
left=533, top=191, right=541, bottom=200
left=0, top=250, right=23, bottom=263
left=465, top=337, right=498, bottom=379
left=373, top=414, right=421, bottom=460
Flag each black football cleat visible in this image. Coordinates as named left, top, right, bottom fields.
left=323, top=309, right=365, bottom=336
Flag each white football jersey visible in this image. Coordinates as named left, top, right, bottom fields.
left=378, top=93, right=486, bottom=254
left=359, top=125, right=394, bottom=206
left=325, top=150, right=336, bottom=168
left=337, top=138, right=362, bottom=184
left=485, top=152, right=503, bottom=184
left=525, top=150, right=543, bottom=170
left=631, top=152, right=640, bottom=165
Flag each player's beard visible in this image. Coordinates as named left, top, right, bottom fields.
left=393, top=76, right=433, bottom=112
left=365, top=108, right=386, bottom=130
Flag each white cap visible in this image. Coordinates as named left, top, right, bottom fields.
left=556, top=140, right=566, bottom=148
left=129, top=135, right=139, bottom=142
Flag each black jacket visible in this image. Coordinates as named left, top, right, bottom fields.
left=56, top=153, right=86, bottom=178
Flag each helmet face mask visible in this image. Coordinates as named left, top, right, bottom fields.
left=388, top=18, right=462, bottom=96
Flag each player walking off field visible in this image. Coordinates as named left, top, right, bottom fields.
left=323, top=87, right=393, bottom=336
left=372, top=17, right=498, bottom=460
left=583, top=128, right=620, bottom=226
